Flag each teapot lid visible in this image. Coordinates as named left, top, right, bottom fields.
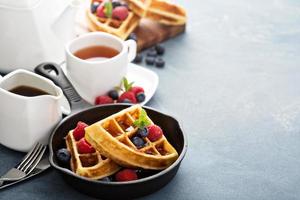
left=0, top=0, right=40, bottom=9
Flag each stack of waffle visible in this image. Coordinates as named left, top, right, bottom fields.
left=66, top=105, right=178, bottom=179
left=86, top=0, right=186, bottom=39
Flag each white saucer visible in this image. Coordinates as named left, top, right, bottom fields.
left=61, top=63, right=159, bottom=105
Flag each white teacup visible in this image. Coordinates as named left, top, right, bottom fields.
left=0, top=69, right=69, bottom=152
left=65, top=32, right=137, bottom=104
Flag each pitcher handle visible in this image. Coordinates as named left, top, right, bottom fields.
left=34, top=62, right=90, bottom=113
left=124, top=39, right=137, bottom=62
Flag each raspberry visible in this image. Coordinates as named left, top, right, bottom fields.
left=112, top=6, right=129, bottom=21
left=147, top=125, right=163, bottom=142
left=129, top=86, right=145, bottom=95
left=96, top=4, right=106, bottom=18
left=77, top=138, right=95, bottom=154
left=73, top=121, right=88, bottom=141
left=95, top=95, right=114, bottom=105
left=115, top=169, right=138, bottom=182
left=118, top=91, right=137, bottom=103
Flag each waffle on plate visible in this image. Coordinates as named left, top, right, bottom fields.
left=126, top=0, right=186, bottom=25
left=85, top=105, right=179, bottom=170
left=66, top=130, right=120, bottom=179
left=86, top=0, right=141, bottom=39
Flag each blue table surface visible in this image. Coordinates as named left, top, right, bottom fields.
left=1, top=0, right=300, bottom=199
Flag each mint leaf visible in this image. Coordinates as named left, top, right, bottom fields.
left=133, top=109, right=151, bottom=129
left=114, top=77, right=135, bottom=92
left=122, top=77, right=134, bottom=92
left=104, top=1, right=112, bottom=18
left=114, top=86, right=123, bottom=92
left=123, top=77, right=129, bottom=90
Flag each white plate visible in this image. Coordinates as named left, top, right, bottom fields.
left=61, top=63, right=159, bottom=105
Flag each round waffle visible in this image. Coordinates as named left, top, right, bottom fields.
left=85, top=105, right=179, bottom=170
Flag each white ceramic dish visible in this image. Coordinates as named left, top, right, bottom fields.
left=61, top=63, right=159, bottom=105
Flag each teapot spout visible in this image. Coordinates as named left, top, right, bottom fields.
left=52, top=0, right=82, bottom=44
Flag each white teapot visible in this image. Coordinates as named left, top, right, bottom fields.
left=0, top=0, right=82, bottom=73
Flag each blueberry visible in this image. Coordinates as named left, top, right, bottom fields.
left=128, top=33, right=137, bottom=42
left=133, top=53, right=143, bottom=64
left=56, top=148, right=71, bottom=164
left=155, top=44, right=165, bottom=55
left=112, top=0, right=122, bottom=8
left=137, top=127, right=148, bottom=137
left=91, top=2, right=100, bottom=13
left=145, top=57, right=155, bottom=65
left=108, top=90, right=119, bottom=100
left=122, top=98, right=132, bottom=103
left=146, top=49, right=157, bottom=57
left=132, top=136, right=145, bottom=149
left=136, top=92, right=145, bottom=102
left=120, top=2, right=129, bottom=9
left=100, top=176, right=112, bottom=182
left=155, top=57, right=165, bottom=68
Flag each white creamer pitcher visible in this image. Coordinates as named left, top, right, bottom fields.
left=0, top=69, right=69, bottom=152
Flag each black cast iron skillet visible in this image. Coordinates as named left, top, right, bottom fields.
left=35, top=62, right=187, bottom=199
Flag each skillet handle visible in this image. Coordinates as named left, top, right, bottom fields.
left=34, top=62, right=91, bottom=112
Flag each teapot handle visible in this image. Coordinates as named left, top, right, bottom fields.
left=34, top=62, right=91, bottom=113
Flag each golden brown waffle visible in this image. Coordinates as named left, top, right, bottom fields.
left=66, top=131, right=120, bottom=179
left=126, top=0, right=186, bottom=26
left=146, top=0, right=186, bottom=25
left=86, top=1, right=141, bottom=40
left=125, top=0, right=152, bottom=17
left=85, top=105, right=179, bottom=170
